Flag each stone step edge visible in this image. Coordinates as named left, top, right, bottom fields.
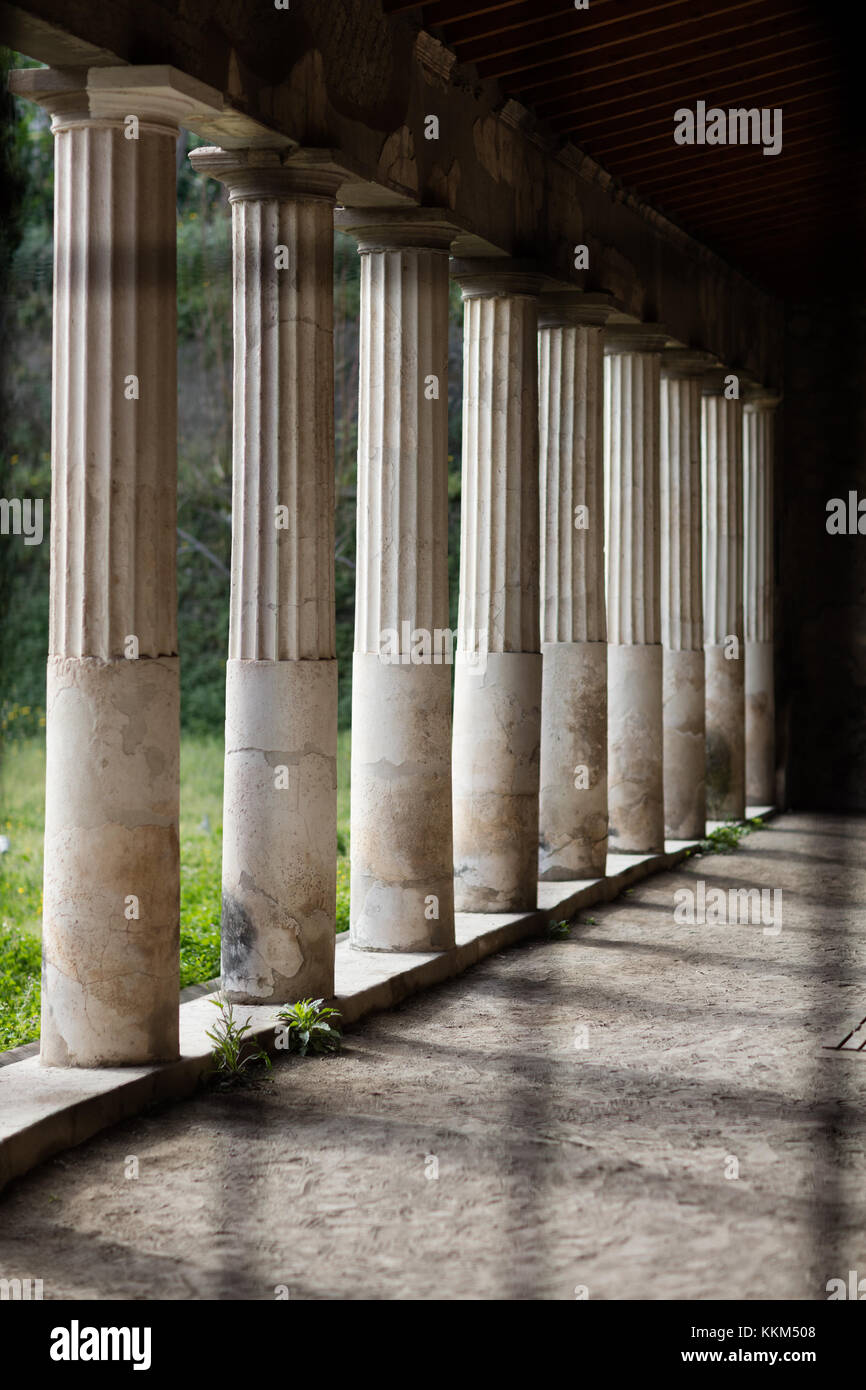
left=0, top=806, right=775, bottom=1193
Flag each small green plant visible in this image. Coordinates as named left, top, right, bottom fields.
left=206, top=995, right=271, bottom=1077
left=275, top=997, right=342, bottom=1056
left=698, top=816, right=763, bottom=855
left=548, top=919, right=572, bottom=940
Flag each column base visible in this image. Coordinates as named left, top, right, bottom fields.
left=539, top=641, right=607, bottom=880
left=349, top=653, right=455, bottom=952
left=663, top=647, right=706, bottom=839
left=41, top=655, right=180, bottom=1068
left=452, top=651, right=542, bottom=912
left=608, top=643, right=665, bottom=853
left=221, top=659, right=337, bottom=1004
left=746, top=640, right=775, bottom=806
left=705, top=643, right=746, bottom=820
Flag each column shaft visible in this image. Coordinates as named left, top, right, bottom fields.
left=339, top=212, right=455, bottom=951
left=660, top=358, right=708, bottom=839
left=9, top=68, right=226, bottom=1066
left=744, top=395, right=778, bottom=804
left=703, top=383, right=745, bottom=820
left=451, top=264, right=543, bottom=911
left=538, top=299, right=609, bottom=879
left=604, top=327, right=666, bottom=852
left=190, top=148, right=340, bottom=1003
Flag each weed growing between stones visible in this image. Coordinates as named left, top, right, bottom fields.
left=275, top=998, right=342, bottom=1056
left=548, top=919, right=573, bottom=940
left=696, top=816, right=763, bottom=855
left=206, top=995, right=272, bottom=1087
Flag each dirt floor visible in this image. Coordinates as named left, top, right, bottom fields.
left=0, top=811, right=863, bottom=1300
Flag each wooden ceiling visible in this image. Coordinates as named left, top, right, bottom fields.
left=383, top=0, right=857, bottom=296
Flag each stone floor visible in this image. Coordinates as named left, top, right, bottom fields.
left=0, top=811, right=863, bottom=1300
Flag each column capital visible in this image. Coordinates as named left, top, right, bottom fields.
left=604, top=320, right=671, bottom=354
left=538, top=290, right=616, bottom=329
left=334, top=206, right=460, bottom=252
left=743, top=382, right=783, bottom=409
left=660, top=347, right=721, bottom=379
left=189, top=145, right=345, bottom=201
left=9, top=64, right=223, bottom=135
left=450, top=257, right=547, bottom=299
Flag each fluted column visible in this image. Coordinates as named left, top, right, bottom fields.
left=659, top=350, right=715, bottom=839
left=336, top=209, right=456, bottom=951
left=190, top=147, right=341, bottom=1002
left=451, top=260, right=544, bottom=911
left=604, top=323, right=669, bottom=852
left=702, top=372, right=745, bottom=820
left=538, top=292, right=612, bottom=879
left=8, top=67, right=222, bottom=1065
left=743, top=387, right=780, bottom=805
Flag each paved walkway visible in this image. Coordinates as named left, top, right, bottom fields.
left=0, top=812, right=863, bottom=1300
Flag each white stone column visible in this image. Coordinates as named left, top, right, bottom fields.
left=538, top=292, right=612, bottom=879
left=659, top=350, right=715, bottom=840
left=189, top=148, right=341, bottom=1003
left=604, top=324, right=669, bottom=853
left=702, top=372, right=745, bottom=820
left=451, top=261, right=544, bottom=912
left=743, top=387, right=780, bottom=806
left=335, top=209, right=456, bottom=952
left=8, top=67, right=221, bottom=1065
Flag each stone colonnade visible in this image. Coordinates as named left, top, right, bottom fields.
left=14, top=66, right=780, bottom=1067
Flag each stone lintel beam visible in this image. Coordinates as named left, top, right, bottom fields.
left=0, top=2, right=782, bottom=382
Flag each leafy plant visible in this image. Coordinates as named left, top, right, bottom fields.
left=698, top=817, right=763, bottom=855
left=548, top=919, right=572, bottom=940
left=206, top=994, right=271, bottom=1077
left=276, top=997, right=342, bottom=1056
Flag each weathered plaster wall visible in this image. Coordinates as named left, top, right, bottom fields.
left=0, top=0, right=782, bottom=381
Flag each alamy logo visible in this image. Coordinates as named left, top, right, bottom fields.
left=378, top=623, right=488, bottom=674
left=50, top=1320, right=152, bottom=1371
left=673, top=880, right=782, bottom=935
left=0, top=497, right=43, bottom=545
left=0, top=1276, right=43, bottom=1299
left=826, top=1270, right=866, bottom=1299
left=674, top=102, right=782, bottom=156
left=826, top=492, right=866, bottom=534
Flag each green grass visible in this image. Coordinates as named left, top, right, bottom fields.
left=0, top=730, right=353, bottom=1050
